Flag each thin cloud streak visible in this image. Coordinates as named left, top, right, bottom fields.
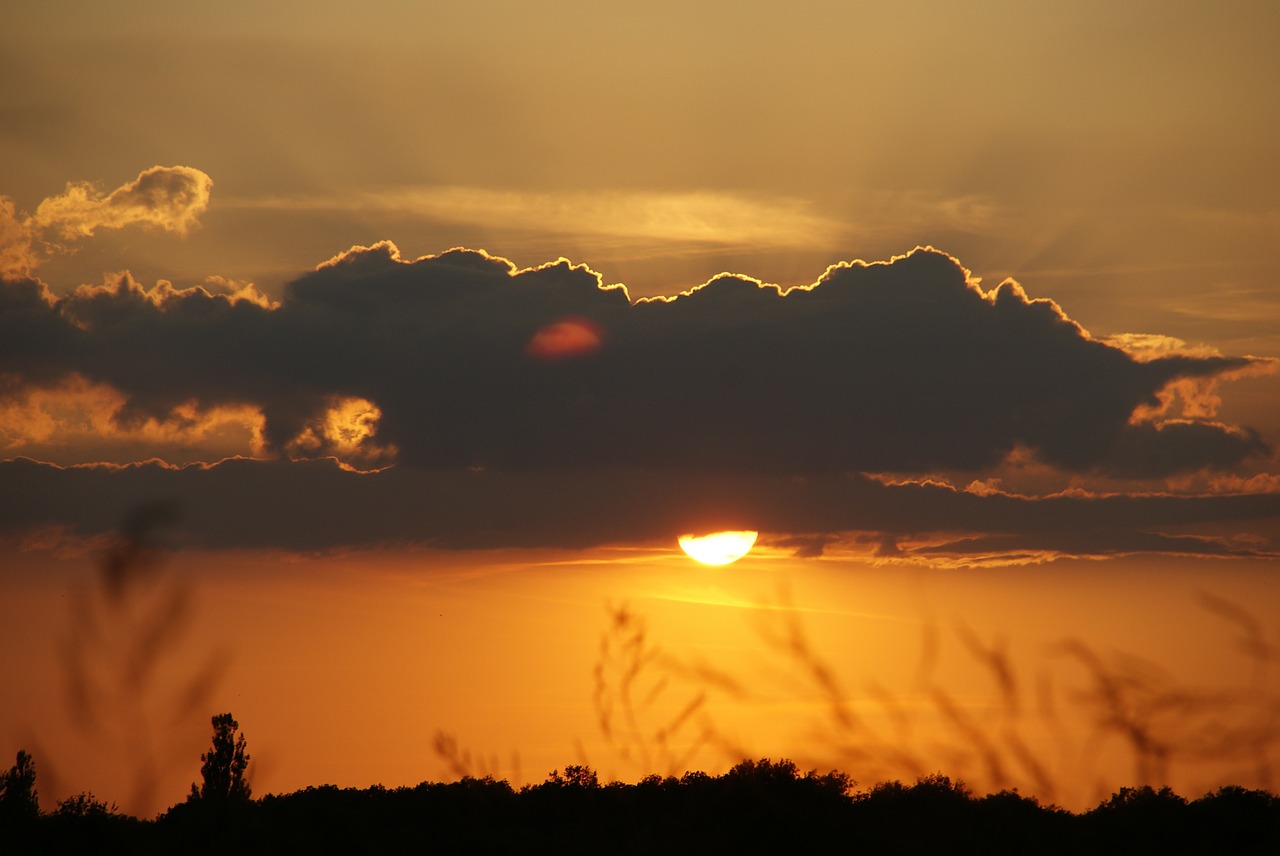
left=225, top=186, right=847, bottom=250
left=1, top=457, right=1276, bottom=562
left=221, top=186, right=1002, bottom=257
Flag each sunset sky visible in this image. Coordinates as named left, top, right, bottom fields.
left=3, top=0, right=1280, bottom=816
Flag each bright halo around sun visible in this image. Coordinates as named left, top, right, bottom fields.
left=678, top=530, right=759, bottom=566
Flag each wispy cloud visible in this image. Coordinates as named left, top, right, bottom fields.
left=2, top=457, right=1276, bottom=561
left=227, top=186, right=846, bottom=250
left=0, top=166, right=212, bottom=277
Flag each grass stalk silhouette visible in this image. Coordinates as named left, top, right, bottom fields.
left=591, top=603, right=721, bottom=777
left=56, top=502, right=229, bottom=816
left=585, top=583, right=1280, bottom=809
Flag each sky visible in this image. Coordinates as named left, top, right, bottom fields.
left=3, top=0, right=1280, bottom=816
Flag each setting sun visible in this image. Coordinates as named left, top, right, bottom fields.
left=677, top=530, right=759, bottom=565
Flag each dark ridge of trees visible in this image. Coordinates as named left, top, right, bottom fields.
left=4, top=753, right=1280, bottom=855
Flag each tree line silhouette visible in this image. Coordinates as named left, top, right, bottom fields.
left=3, top=714, right=1278, bottom=855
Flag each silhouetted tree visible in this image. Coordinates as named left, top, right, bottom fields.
left=0, top=750, right=38, bottom=821
left=53, top=791, right=118, bottom=817
left=561, top=765, right=600, bottom=789
left=190, top=713, right=251, bottom=804
left=1084, top=784, right=1192, bottom=854
left=538, top=764, right=600, bottom=789
left=1188, top=785, right=1280, bottom=853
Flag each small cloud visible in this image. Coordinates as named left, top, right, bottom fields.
left=33, top=165, right=213, bottom=239
left=0, top=166, right=212, bottom=277
left=283, top=396, right=397, bottom=469
left=0, top=374, right=266, bottom=466
left=1105, top=333, right=1220, bottom=361
left=773, top=533, right=837, bottom=559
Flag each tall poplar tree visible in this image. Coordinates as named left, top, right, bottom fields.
left=191, top=713, right=251, bottom=804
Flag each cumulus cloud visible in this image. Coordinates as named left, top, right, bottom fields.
left=3, top=243, right=1269, bottom=474
left=0, top=166, right=212, bottom=276
left=34, top=165, right=212, bottom=238
left=1, top=243, right=1276, bottom=556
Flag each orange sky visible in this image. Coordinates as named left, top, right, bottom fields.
left=3, top=0, right=1280, bottom=817
left=5, top=544, right=1278, bottom=816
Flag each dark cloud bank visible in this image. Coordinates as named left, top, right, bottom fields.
left=2, top=245, right=1276, bottom=559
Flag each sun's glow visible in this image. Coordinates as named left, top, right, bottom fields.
left=526, top=316, right=603, bottom=361
left=677, top=530, right=759, bottom=565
